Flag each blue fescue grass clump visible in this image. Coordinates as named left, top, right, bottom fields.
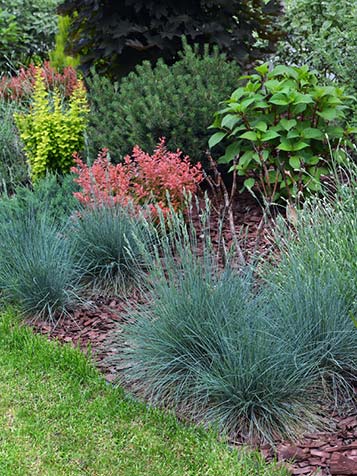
left=117, top=207, right=321, bottom=443
left=70, top=204, right=154, bottom=295
left=265, top=160, right=357, bottom=404
left=0, top=205, right=81, bottom=320
left=116, top=163, right=357, bottom=442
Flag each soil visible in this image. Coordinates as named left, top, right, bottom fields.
left=28, top=190, right=357, bottom=476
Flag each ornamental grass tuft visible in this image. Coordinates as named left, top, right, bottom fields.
left=0, top=205, right=81, bottom=320
left=116, top=207, right=321, bottom=443
left=265, top=158, right=357, bottom=404
left=70, top=204, right=154, bottom=295
left=115, top=161, right=357, bottom=441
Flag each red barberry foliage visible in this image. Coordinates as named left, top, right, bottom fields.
left=0, top=62, right=79, bottom=101
left=71, top=138, right=203, bottom=214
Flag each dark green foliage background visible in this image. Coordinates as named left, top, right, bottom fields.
left=276, top=0, right=357, bottom=123
left=0, top=101, right=28, bottom=193
left=0, top=0, right=60, bottom=71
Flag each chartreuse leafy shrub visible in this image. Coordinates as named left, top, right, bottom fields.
left=264, top=158, right=357, bottom=400
left=15, top=71, right=89, bottom=179
left=210, top=63, right=355, bottom=202
left=49, top=15, right=80, bottom=70
left=276, top=0, right=357, bottom=123
left=116, top=208, right=320, bottom=443
left=71, top=138, right=203, bottom=215
left=0, top=205, right=81, bottom=320
left=70, top=205, right=154, bottom=294
left=86, top=42, right=241, bottom=166
left=0, top=100, right=28, bottom=193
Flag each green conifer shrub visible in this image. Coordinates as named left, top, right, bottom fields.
left=0, top=173, right=79, bottom=225
left=86, top=42, right=241, bottom=167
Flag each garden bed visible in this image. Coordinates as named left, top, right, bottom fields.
left=1, top=2, right=356, bottom=475
left=26, top=189, right=357, bottom=476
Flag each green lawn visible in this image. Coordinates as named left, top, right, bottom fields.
left=0, top=310, right=287, bottom=476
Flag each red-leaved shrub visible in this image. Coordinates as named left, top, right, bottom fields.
left=71, top=138, right=203, bottom=214
left=0, top=62, right=79, bottom=101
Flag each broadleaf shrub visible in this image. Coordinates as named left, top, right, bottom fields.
left=0, top=205, right=81, bottom=320
left=86, top=42, right=242, bottom=166
left=15, top=71, right=89, bottom=180
left=0, top=61, right=79, bottom=102
left=58, top=0, right=282, bottom=78
left=210, top=63, right=355, bottom=202
left=71, top=138, right=203, bottom=214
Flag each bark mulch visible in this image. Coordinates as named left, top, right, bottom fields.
left=28, top=192, right=356, bottom=476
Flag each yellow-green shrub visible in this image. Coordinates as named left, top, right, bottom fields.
left=15, top=71, right=88, bottom=180
left=49, top=15, right=80, bottom=71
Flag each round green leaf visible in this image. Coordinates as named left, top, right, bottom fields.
left=301, top=128, right=324, bottom=140
left=221, top=114, right=239, bottom=129
left=218, top=141, right=241, bottom=164
left=244, top=178, right=255, bottom=189
left=280, top=118, right=297, bottom=131
left=289, top=156, right=300, bottom=169
left=240, top=131, right=258, bottom=141
left=262, top=130, right=280, bottom=141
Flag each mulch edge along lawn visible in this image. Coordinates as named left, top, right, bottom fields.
left=0, top=309, right=288, bottom=476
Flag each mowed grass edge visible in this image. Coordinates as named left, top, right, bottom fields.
left=0, top=309, right=288, bottom=476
